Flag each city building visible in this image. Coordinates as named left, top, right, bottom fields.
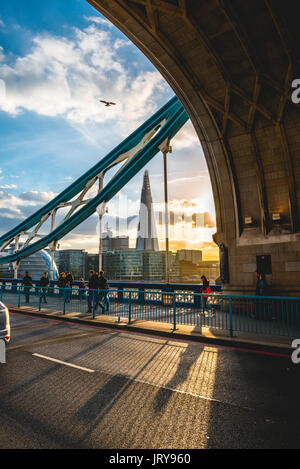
left=102, top=249, right=179, bottom=281
left=102, top=230, right=129, bottom=252
left=55, top=249, right=87, bottom=279
left=0, top=246, right=58, bottom=280
left=103, top=250, right=143, bottom=280
left=143, top=251, right=179, bottom=281
left=177, top=249, right=203, bottom=264
left=136, top=171, right=159, bottom=251
left=85, top=253, right=99, bottom=274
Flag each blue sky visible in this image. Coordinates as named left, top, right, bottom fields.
left=0, top=0, right=217, bottom=258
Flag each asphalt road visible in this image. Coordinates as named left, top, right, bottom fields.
left=0, top=312, right=300, bottom=449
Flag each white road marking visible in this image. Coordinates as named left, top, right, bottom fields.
left=115, top=373, right=255, bottom=412
left=32, top=351, right=253, bottom=410
left=32, top=353, right=95, bottom=373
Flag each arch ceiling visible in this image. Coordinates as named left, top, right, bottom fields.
left=88, top=0, right=300, bottom=293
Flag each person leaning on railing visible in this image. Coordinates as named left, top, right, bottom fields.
left=22, top=271, right=33, bottom=304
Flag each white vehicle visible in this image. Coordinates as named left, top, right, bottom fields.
left=0, top=302, right=10, bottom=364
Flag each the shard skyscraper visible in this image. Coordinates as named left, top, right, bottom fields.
left=136, top=171, right=159, bottom=251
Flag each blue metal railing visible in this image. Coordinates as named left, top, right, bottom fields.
left=1, top=283, right=300, bottom=338
left=0, top=278, right=222, bottom=294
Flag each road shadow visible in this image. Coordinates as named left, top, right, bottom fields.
left=153, top=343, right=205, bottom=413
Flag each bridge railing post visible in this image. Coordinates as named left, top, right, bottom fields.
left=128, top=291, right=132, bottom=324
left=63, top=288, right=66, bottom=315
left=17, top=286, right=21, bottom=308
left=38, top=289, right=41, bottom=311
left=92, top=290, right=95, bottom=320
left=229, top=296, right=234, bottom=338
left=172, top=292, right=177, bottom=331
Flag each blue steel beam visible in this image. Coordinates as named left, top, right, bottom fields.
left=0, top=97, right=188, bottom=263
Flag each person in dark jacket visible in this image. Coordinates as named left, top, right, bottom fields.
left=64, top=280, right=71, bottom=303
left=98, top=270, right=109, bottom=313
left=58, top=272, right=66, bottom=297
left=22, top=271, right=33, bottom=304
left=66, top=272, right=74, bottom=287
left=78, top=278, right=86, bottom=301
left=254, top=272, right=270, bottom=319
left=87, top=270, right=99, bottom=314
left=66, top=272, right=74, bottom=299
left=255, top=273, right=268, bottom=296
left=39, top=272, right=50, bottom=304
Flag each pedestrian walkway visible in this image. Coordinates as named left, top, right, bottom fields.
left=7, top=302, right=293, bottom=354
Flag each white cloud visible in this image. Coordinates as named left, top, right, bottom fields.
left=19, top=191, right=57, bottom=203
left=0, top=18, right=4, bottom=28
left=0, top=184, right=17, bottom=189
left=84, top=16, right=114, bottom=28
left=0, top=23, right=168, bottom=128
left=0, top=78, right=5, bottom=103
left=172, top=120, right=200, bottom=149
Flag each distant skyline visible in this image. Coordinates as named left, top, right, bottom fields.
left=0, top=0, right=218, bottom=261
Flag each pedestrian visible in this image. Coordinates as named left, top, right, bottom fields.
left=255, top=272, right=270, bottom=319
left=98, top=270, right=109, bottom=313
left=64, top=280, right=71, bottom=303
left=78, top=278, right=86, bottom=301
left=39, top=271, right=50, bottom=304
left=255, top=272, right=268, bottom=296
left=58, top=272, right=66, bottom=297
left=66, top=272, right=74, bottom=287
left=86, top=270, right=99, bottom=314
left=66, top=272, right=74, bottom=299
left=22, top=271, right=33, bottom=304
left=201, top=275, right=212, bottom=311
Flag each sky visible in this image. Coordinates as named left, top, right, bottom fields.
left=0, top=0, right=218, bottom=260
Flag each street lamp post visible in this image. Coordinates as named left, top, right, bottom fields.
left=162, top=140, right=172, bottom=284
left=96, top=175, right=109, bottom=273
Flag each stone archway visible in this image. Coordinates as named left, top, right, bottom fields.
left=87, top=0, right=300, bottom=295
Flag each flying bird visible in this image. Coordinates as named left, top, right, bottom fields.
left=99, top=100, right=116, bottom=107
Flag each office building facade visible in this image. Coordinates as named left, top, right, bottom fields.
left=55, top=249, right=87, bottom=279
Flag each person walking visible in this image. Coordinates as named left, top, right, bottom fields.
left=201, top=275, right=212, bottom=311
left=255, top=272, right=269, bottom=319
left=58, top=272, right=67, bottom=297
left=22, top=271, right=33, bottom=304
left=86, top=270, right=99, bottom=314
left=39, top=272, right=50, bottom=304
left=64, top=280, right=72, bottom=303
left=66, top=272, right=74, bottom=299
left=98, top=270, right=109, bottom=313
left=78, top=278, right=86, bottom=301
left=255, top=272, right=268, bottom=296
left=66, top=272, right=74, bottom=287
